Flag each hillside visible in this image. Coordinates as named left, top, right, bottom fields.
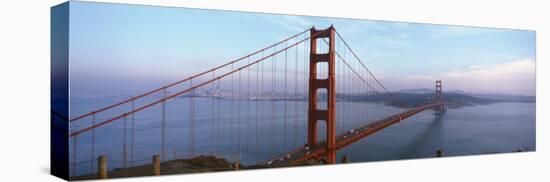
left=338, top=92, right=524, bottom=108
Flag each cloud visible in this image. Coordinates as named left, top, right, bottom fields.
left=255, top=14, right=316, bottom=33
left=368, top=36, right=408, bottom=48
left=428, top=25, right=508, bottom=39
left=445, top=59, right=534, bottom=80
left=383, top=59, right=536, bottom=95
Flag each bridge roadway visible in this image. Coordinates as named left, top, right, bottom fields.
left=263, top=101, right=445, bottom=166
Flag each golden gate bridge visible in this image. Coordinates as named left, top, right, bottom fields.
left=67, top=26, right=446, bottom=177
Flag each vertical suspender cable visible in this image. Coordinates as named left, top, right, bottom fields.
left=90, top=114, right=95, bottom=172
left=284, top=41, right=288, bottom=151
left=230, top=63, right=234, bottom=158
left=130, top=100, right=135, bottom=166
left=261, top=51, right=265, bottom=159
left=304, top=33, right=308, bottom=144
left=271, top=46, right=276, bottom=155
left=216, top=79, right=221, bottom=156
left=238, top=63, right=242, bottom=162
left=123, top=115, right=127, bottom=168
left=247, top=56, right=251, bottom=152
left=255, top=56, right=260, bottom=163
left=342, top=46, right=349, bottom=131
left=294, top=36, right=299, bottom=148
left=336, top=39, right=341, bottom=134
left=191, top=80, right=196, bottom=158
left=188, top=80, right=193, bottom=158
left=211, top=71, right=216, bottom=156
left=162, top=88, right=166, bottom=161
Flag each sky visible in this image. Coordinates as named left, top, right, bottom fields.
left=68, top=1, right=536, bottom=96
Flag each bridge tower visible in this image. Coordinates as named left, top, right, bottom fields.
left=435, top=80, right=445, bottom=117
left=436, top=80, right=442, bottom=101
left=307, top=26, right=337, bottom=164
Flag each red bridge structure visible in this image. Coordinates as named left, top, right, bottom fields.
left=68, top=26, right=446, bottom=176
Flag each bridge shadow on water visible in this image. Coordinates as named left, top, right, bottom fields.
left=398, top=113, right=445, bottom=159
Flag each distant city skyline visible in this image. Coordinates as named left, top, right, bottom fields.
left=69, top=1, right=536, bottom=97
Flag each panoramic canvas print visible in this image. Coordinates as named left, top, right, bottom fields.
left=51, top=1, right=536, bottom=180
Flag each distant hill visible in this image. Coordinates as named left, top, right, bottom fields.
left=337, top=91, right=534, bottom=108
left=398, top=88, right=433, bottom=94
left=469, top=93, right=535, bottom=103
left=399, top=88, right=466, bottom=94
